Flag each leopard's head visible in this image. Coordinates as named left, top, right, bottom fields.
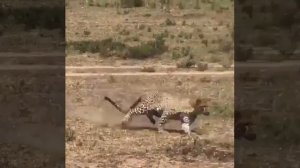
left=189, top=97, right=210, bottom=116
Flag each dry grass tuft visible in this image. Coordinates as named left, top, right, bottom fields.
left=141, top=66, right=156, bottom=72
left=176, top=57, right=196, bottom=68
left=196, top=62, right=209, bottom=71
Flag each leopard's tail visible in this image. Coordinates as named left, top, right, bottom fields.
left=104, top=96, right=142, bottom=114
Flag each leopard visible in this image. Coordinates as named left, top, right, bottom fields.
left=104, top=92, right=210, bottom=135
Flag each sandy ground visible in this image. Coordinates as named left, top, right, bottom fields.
left=3, top=51, right=300, bottom=167
left=65, top=64, right=234, bottom=168
left=0, top=53, right=234, bottom=168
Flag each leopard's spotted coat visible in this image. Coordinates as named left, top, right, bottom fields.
left=104, top=91, right=210, bottom=135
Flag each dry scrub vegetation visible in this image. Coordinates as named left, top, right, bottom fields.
left=65, top=0, right=234, bottom=167
left=0, top=0, right=64, bottom=52
left=66, top=0, right=234, bottom=67
left=235, top=0, right=300, bottom=62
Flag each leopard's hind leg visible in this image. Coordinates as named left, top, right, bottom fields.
left=121, top=105, right=149, bottom=127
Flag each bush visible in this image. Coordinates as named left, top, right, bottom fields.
left=67, top=38, right=127, bottom=56
left=66, top=127, right=76, bottom=142
left=119, top=29, right=130, bottom=35
left=138, top=24, right=146, bottom=30
left=165, top=18, right=176, bottom=26
left=177, top=2, right=184, bottom=9
left=149, top=2, right=156, bottom=8
left=68, top=35, right=167, bottom=59
left=141, top=66, right=156, bottom=72
left=172, top=51, right=182, bottom=59
left=176, top=57, right=196, bottom=68
left=219, top=40, right=233, bottom=53
left=199, top=33, right=204, bottom=39
left=196, top=62, right=209, bottom=71
left=181, top=46, right=191, bottom=56
left=120, top=0, right=144, bottom=8
left=86, top=0, right=94, bottom=6
left=143, top=13, right=151, bottom=17
left=83, top=30, right=91, bottom=36
left=127, top=35, right=167, bottom=59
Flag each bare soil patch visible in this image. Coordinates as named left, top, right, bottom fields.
left=66, top=70, right=234, bottom=167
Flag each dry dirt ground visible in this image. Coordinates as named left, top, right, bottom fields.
left=65, top=0, right=234, bottom=167
left=0, top=62, right=65, bottom=168
left=65, top=61, right=300, bottom=168
left=66, top=117, right=233, bottom=168
left=66, top=67, right=234, bottom=168
left=234, top=65, right=300, bottom=168
left=66, top=0, right=234, bottom=66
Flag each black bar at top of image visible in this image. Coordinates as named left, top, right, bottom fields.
left=0, top=0, right=65, bottom=167
left=235, top=0, right=300, bottom=167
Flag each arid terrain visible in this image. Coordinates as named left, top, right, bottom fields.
left=66, top=0, right=234, bottom=67
left=65, top=0, right=234, bottom=167
left=1, top=0, right=300, bottom=167
left=66, top=67, right=234, bottom=168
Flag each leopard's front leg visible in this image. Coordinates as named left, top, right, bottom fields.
left=157, top=109, right=175, bottom=134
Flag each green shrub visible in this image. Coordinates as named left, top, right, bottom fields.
left=176, top=57, right=196, bottom=68
left=141, top=66, right=156, bottom=72
left=87, top=0, right=94, bottom=6
left=165, top=18, right=176, bottom=26
left=66, top=127, right=76, bottom=142
left=127, top=35, right=167, bottom=59
left=67, top=38, right=126, bottom=56
left=143, top=13, right=151, bottom=17
left=83, top=30, right=91, bottom=36
left=119, top=29, right=130, bottom=35
left=149, top=2, right=156, bottom=8
left=181, top=46, right=191, bottom=56
left=172, top=51, right=182, bottom=59
left=196, top=62, right=208, bottom=71
left=177, top=2, right=184, bottom=9
left=120, top=0, right=144, bottom=7
left=138, top=24, right=146, bottom=30
left=68, top=35, right=167, bottom=59
left=219, top=40, right=233, bottom=53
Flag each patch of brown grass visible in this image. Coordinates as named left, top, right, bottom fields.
left=196, top=62, right=209, bottom=71
left=66, top=117, right=233, bottom=167
left=141, top=66, right=156, bottom=72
